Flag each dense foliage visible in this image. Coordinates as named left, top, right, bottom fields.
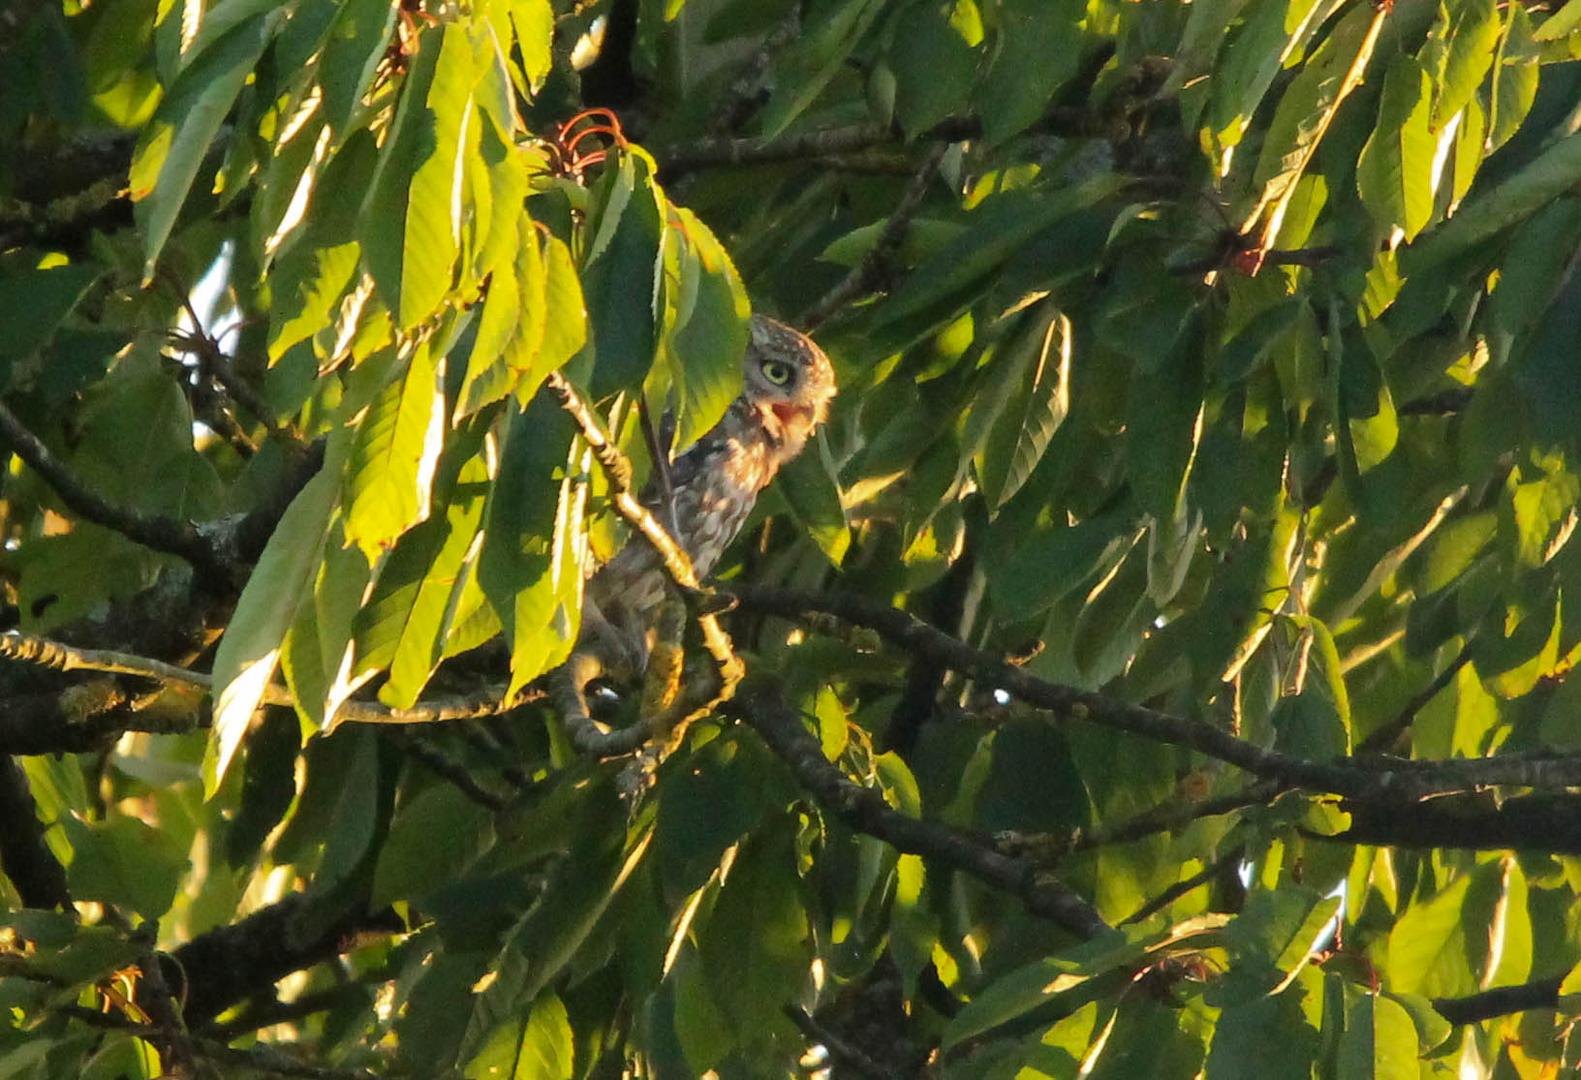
left=7, top=0, right=1581, bottom=1075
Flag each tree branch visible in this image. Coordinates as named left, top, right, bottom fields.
left=1431, top=975, right=1564, bottom=1025
left=1121, top=846, right=1244, bottom=926
left=0, top=399, right=236, bottom=584
left=170, top=892, right=402, bottom=1027
left=654, top=108, right=1106, bottom=178
left=729, top=585, right=1581, bottom=802
left=732, top=679, right=1110, bottom=939
left=1355, top=642, right=1473, bottom=754
left=1335, top=792, right=1581, bottom=853
left=0, top=757, right=71, bottom=908
left=800, top=141, right=946, bottom=332
left=0, top=628, right=527, bottom=733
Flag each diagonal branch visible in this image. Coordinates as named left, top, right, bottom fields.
left=545, top=373, right=744, bottom=731
left=0, top=398, right=237, bottom=584
left=733, top=679, right=1110, bottom=939
left=800, top=141, right=947, bottom=331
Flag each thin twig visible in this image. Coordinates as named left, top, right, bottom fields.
left=655, top=107, right=1103, bottom=177
left=0, top=398, right=235, bottom=582
left=398, top=733, right=509, bottom=811
left=0, top=629, right=530, bottom=728
left=1122, top=846, right=1244, bottom=925
left=1071, top=780, right=1283, bottom=854
left=1355, top=642, right=1474, bottom=754
left=132, top=923, right=199, bottom=1078
left=784, top=1005, right=891, bottom=1080
left=800, top=141, right=946, bottom=331
left=638, top=398, right=681, bottom=541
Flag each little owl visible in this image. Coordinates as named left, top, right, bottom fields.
left=579, top=314, right=836, bottom=676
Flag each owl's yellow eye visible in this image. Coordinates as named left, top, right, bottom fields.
left=761, top=360, right=793, bottom=386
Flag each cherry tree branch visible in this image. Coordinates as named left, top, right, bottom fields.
left=728, top=585, right=1581, bottom=801
left=732, top=679, right=1111, bottom=939
left=0, top=398, right=237, bottom=583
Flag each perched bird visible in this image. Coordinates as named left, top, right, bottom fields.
left=579, top=314, right=836, bottom=675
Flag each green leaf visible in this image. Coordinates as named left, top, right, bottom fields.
left=1385, top=859, right=1509, bottom=998
left=206, top=441, right=346, bottom=794
left=1206, top=0, right=1338, bottom=160
left=976, top=306, right=1073, bottom=509
left=507, top=0, right=554, bottom=90
left=697, top=819, right=810, bottom=1043
left=1215, top=885, right=1342, bottom=1003
left=363, top=448, right=491, bottom=707
left=868, top=178, right=1123, bottom=353
left=1127, top=350, right=1204, bottom=522
left=281, top=521, right=371, bottom=729
left=399, top=24, right=476, bottom=327
left=456, top=218, right=537, bottom=420
left=0, top=262, right=101, bottom=363
left=1403, top=129, right=1581, bottom=273
left=1431, top=0, right=1499, bottom=128
left=466, top=992, right=574, bottom=1080
left=1355, top=54, right=1437, bottom=241
left=665, top=207, right=749, bottom=449
left=975, top=0, right=1083, bottom=145
left=580, top=154, right=665, bottom=398
left=476, top=392, right=588, bottom=695
left=360, top=31, right=441, bottom=327
left=757, top=0, right=886, bottom=137
left=1205, top=989, right=1320, bottom=1079
left=318, top=0, right=397, bottom=141
left=373, top=784, right=496, bottom=907
left=889, top=0, right=979, bottom=138
left=62, top=816, right=187, bottom=920
left=989, top=510, right=1137, bottom=622
left=1336, top=990, right=1420, bottom=1080
left=1536, top=0, right=1581, bottom=40
left=343, top=341, right=447, bottom=562
left=772, top=430, right=851, bottom=565
left=1253, top=5, right=1380, bottom=194
left=1488, top=5, right=1538, bottom=153
left=129, top=10, right=281, bottom=278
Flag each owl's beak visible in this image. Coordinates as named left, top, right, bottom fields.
left=771, top=402, right=808, bottom=427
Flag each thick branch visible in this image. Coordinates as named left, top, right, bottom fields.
left=0, top=758, right=71, bottom=908
left=1336, top=792, right=1581, bottom=853
left=1431, top=976, right=1564, bottom=1025
left=0, top=399, right=236, bottom=583
left=0, top=681, right=184, bottom=755
left=733, top=679, right=1110, bottom=939
left=171, top=892, right=402, bottom=1027
left=730, top=586, right=1581, bottom=802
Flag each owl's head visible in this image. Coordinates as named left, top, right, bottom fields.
left=741, top=314, right=836, bottom=455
